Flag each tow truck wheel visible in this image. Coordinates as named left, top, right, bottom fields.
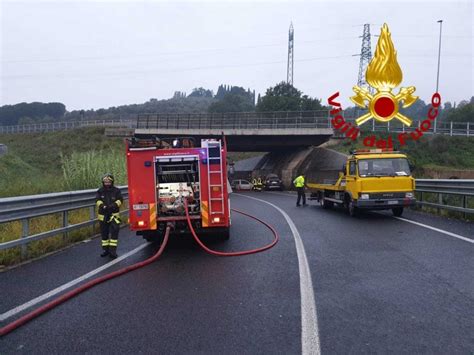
left=345, top=196, right=358, bottom=217
left=392, top=207, right=404, bottom=217
left=319, top=194, right=333, bottom=209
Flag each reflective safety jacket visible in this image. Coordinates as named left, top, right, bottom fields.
left=95, top=186, right=123, bottom=223
left=293, top=175, right=305, bottom=188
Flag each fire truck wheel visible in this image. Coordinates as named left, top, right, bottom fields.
left=143, top=231, right=164, bottom=244
left=221, top=227, right=230, bottom=240
left=392, top=207, right=404, bottom=217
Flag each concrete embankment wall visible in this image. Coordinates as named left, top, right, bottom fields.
left=298, top=147, right=348, bottom=185
left=252, top=147, right=348, bottom=188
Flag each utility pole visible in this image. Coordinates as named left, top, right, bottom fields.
left=287, top=22, right=294, bottom=86
left=436, top=20, right=443, bottom=93
left=435, top=19, right=443, bottom=133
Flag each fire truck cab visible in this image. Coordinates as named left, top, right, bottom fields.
left=126, top=135, right=231, bottom=241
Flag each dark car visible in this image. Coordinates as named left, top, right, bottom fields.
left=264, top=174, right=283, bottom=191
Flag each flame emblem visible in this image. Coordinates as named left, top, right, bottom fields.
left=350, top=23, right=418, bottom=126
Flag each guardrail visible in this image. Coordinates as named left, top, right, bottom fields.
left=0, top=119, right=135, bottom=134
left=1, top=114, right=472, bottom=136
left=0, top=187, right=128, bottom=258
left=415, top=179, right=474, bottom=217
left=1, top=180, right=472, bottom=256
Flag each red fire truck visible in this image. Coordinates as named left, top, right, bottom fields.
left=126, top=135, right=231, bottom=241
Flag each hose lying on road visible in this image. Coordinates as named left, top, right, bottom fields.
left=1, top=204, right=279, bottom=337
left=185, top=199, right=279, bottom=256
left=0, top=227, right=171, bottom=337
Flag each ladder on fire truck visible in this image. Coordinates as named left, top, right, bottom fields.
left=202, top=139, right=225, bottom=215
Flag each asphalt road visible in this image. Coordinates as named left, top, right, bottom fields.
left=1, top=192, right=473, bottom=354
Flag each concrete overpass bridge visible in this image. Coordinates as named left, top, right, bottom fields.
left=134, top=111, right=334, bottom=151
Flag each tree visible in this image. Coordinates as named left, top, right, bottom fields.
left=188, top=87, right=213, bottom=98
left=208, top=93, right=254, bottom=113
left=445, top=98, right=474, bottom=123
left=256, top=82, right=323, bottom=112
left=208, top=84, right=255, bottom=113
left=0, top=102, right=66, bottom=126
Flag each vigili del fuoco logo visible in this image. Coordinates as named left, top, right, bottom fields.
left=328, top=23, right=442, bottom=148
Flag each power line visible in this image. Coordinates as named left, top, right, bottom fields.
left=2, top=54, right=356, bottom=81
left=2, top=37, right=359, bottom=64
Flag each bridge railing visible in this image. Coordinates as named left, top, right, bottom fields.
left=341, top=119, right=473, bottom=137
left=136, top=111, right=332, bottom=130
left=1, top=180, right=472, bottom=255
left=0, top=187, right=128, bottom=258
left=0, top=114, right=472, bottom=136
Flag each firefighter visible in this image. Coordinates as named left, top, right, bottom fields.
left=252, top=176, right=263, bottom=192
left=96, top=173, right=123, bottom=258
left=293, top=173, right=307, bottom=207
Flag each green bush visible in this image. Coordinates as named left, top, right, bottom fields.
left=61, top=150, right=127, bottom=190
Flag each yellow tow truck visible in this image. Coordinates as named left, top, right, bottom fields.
left=307, top=149, right=416, bottom=217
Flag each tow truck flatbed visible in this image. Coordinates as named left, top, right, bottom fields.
left=307, top=149, right=416, bottom=217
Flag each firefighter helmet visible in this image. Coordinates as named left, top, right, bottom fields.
left=102, top=173, right=114, bottom=186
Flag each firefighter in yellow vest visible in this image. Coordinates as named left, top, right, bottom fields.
left=252, top=176, right=263, bottom=191
left=293, top=173, right=307, bottom=207
left=95, top=173, right=123, bottom=258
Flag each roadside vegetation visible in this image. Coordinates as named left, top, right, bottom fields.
left=0, top=127, right=127, bottom=268
left=331, top=134, right=474, bottom=176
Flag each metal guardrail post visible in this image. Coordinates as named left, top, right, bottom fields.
left=63, top=210, right=69, bottom=242
left=468, top=122, right=470, bottom=137
left=89, top=206, right=96, bottom=234
left=21, top=218, right=29, bottom=259
left=462, top=195, right=467, bottom=219
left=438, top=192, right=443, bottom=213
left=450, top=121, right=453, bottom=137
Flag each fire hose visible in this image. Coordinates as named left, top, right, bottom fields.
left=185, top=199, right=279, bottom=256
left=1, top=203, right=278, bottom=337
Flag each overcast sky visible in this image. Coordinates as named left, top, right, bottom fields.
left=1, top=0, right=472, bottom=111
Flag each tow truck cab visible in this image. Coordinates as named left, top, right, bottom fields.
left=308, top=149, right=416, bottom=216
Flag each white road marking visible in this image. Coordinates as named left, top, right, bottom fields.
left=266, top=191, right=473, bottom=244
left=236, top=194, right=321, bottom=355
left=0, top=243, right=149, bottom=322
left=393, top=217, right=473, bottom=244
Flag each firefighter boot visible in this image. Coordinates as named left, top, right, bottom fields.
left=108, top=239, right=118, bottom=259
left=109, top=246, right=117, bottom=259
left=100, top=239, right=109, bottom=257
